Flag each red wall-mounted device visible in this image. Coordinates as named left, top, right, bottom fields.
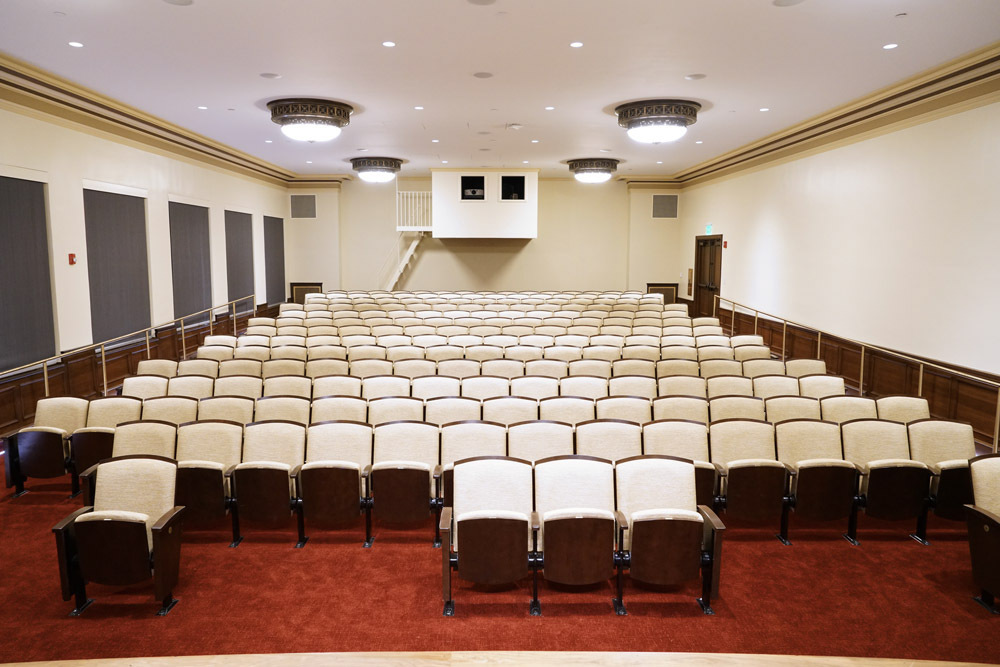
left=68, top=253, right=76, bottom=265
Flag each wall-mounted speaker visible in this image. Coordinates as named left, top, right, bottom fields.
left=290, top=194, right=317, bottom=219
left=652, top=194, right=679, bottom=219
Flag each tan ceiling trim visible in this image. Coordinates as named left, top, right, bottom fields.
left=0, top=52, right=296, bottom=186
left=286, top=179, right=345, bottom=190
left=670, top=42, right=1000, bottom=187
left=623, top=180, right=683, bottom=189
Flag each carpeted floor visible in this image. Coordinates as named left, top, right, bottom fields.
left=1, top=476, right=997, bottom=664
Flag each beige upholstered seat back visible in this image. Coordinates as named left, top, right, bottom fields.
left=576, top=419, right=642, bottom=462
left=87, top=397, right=142, bottom=428
left=168, top=375, right=215, bottom=400
left=642, top=420, right=710, bottom=462
left=361, top=375, right=410, bottom=400
left=136, top=359, right=178, bottom=377
left=441, top=421, right=506, bottom=466
left=348, top=359, right=392, bottom=379
left=410, top=376, right=460, bottom=400
left=312, top=396, right=367, bottom=423
left=466, top=345, right=503, bottom=362
left=461, top=376, right=510, bottom=400
left=393, top=359, right=436, bottom=379
left=970, top=455, right=1000, bottom=514
left=482, top=397, right=538, bottom=426
left=877, top=396, right=931, bottom=424
left=263, top=375, right=312, bottom=399
left=178, top=359, right=219, bottom=378
left=204, top=335, right=237, bottom=348
left=112, top=420, right=177, bottom=459
left=347, top=345, right=387, bottom=361
left=707, top=375, right=753, bottom=399
left=658, top=359, right=700, bottom=378
left=198, top=396, right=254, bottom=424
left=907, top=420, right=976, bottom=467
left=609, top=376, right=657, bottom=400
left=32, top=397, right=89, bottom=434
left=753, top=375, right=800, bottom=400
left=820, top=396, right=878, bottom=424
left=544, top=346, right=583, bottom=362
left=539, top=396, right=595, bottom=425
left=657, top=376, right=707, bottom=398
left=742, top=359, right=785, bottom=378
left=373, top=421, right=439, bottom=468
left=306, top=344, right=347, bottom=360
left=775, top=419, right=843, bottom=465
left=652, top=396, right=709, bottom=424
left=733, top=345, right=771, bottom=362
left=254, top=396, right=310, bottom=424
left=697, top=346, right=735, bottom=362
left=197, top=345, right=235, bottom=362
left=596, top=396, right=652, bottom=424
left=559, top=376, right=609, bottom=400
left=312, top=375, right=362, bottom=398
left=122, top=375, right=169, bottom=400
left=306, top=421, right=373, bottom=467
left=785, top=359, right=827, bottom=378
left=505, top=345, right=543, bottom=362
left=507, top=421, right=573, bottom=462
left=93, top=457, right=176, bottom=523
left=453, top=457, right=533, bottom=551
left=765, top=395, right=821, bottom=423
left=511, top=376, right=560, bottom=400
left=709, top=420, right=775, bottom=467
left=616, top=456, right=697, bottom=519
left=481, top=359, right=526, bottom=379
left=841, top=419, right=909, bottom=467
left=368, top=396, right=424, bottom=425
left=798, top=374, right=846, bottom=399
left=710, top=396, right=765, bottom=422
left=524, top=359, right=569, bottom=379
left=568, top=359, right=612, bottom=379
left=613, top=359, right=656, bottom=378
left=700, top=360, right=742, bottom=378
left=426, top=397, right=481, bottom=426
left=141, top=397, right=198, bottom=425
left=213, top=375, right=263, bottom=400
left=438, top=359, right=481, bottom=379
left=234, top=346, right=270, bottom=362
left=242, top=421, right=306, bottom=468
left=219, top=359, right=263, bottom=377
left=176, top=421, right=243, bottom=468
left=535, top=456, right=615, bottom=519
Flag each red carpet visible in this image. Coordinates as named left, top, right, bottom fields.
left=1, top=476, right=997, bottom=664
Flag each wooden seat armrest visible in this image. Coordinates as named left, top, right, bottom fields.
left=614, top=510, right=630, bottom=531
left=52, top=506, right=93, bottom=533
left=530, top=511, right=540, bottom=531
left=713, top=462, right=726, bottom=475
left=432, top=464, right=443, bottom=480
left=224, top=464, right=238, bottom=477
left=80, top=462, right=100, bottom=479
left=698, top=504, right=726, bottom=532
left=290, top=464, right=303, bottom=478
left=361, top=464, right=372, bottom=479
left=439, top=506, right=453, bottom=532
left=152, top=506, right=186, bottom=533
left=965, top=504, right=1000, bottom=527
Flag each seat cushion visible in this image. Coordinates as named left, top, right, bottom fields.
left=77, top=509, right=153, bottom=550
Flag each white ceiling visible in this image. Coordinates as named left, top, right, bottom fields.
left=1, top=0, right=999, bottom=179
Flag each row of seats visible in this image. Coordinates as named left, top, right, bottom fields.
left=242, top=320, right=720, bottom=334
left=216, top=329, right=739, bottom=346
left=135, top=357, right=829, bottom=381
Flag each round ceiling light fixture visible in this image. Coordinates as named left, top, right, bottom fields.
left=267, top=98, right=353, bottom=142
left=615, top=99, right=701, bottom=144
left=568, top=158, right=619, bottom=184
left=350, top=157, right=402, bottom=183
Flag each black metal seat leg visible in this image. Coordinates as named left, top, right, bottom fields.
left=908, top=502, right=930, bottom=545
left=612, top=552, right=627, bottom=616
left=973, top=590, right=998, bottom=614
left=843, top=497, right=860, bottom=546
left=228, top=500, right=243, bottom=548
left=157, top=594, right=179, bottom=616
left=776, top=498, right=792, bottom=546
left=362, top=498, right=374, bottom=548
left=294, top=499, right=308, bottom=549
left=698, top=552, right=716, bottom=615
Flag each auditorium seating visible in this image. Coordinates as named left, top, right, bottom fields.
left=965, top=453, right=1000, bottom=614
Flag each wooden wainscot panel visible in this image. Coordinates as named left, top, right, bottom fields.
left=954, top=379, right=998, bottom=440
left=155, top=326, right=179, bottom=360
left=0, top=385, right=21, bottom=433
left=64, top=350, right=99, bottom=398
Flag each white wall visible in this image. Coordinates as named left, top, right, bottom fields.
left=431, top=170, right=538, bottom=238
left=283, top=187, right=341, bottom=292
left=338, top=178, right=399, bottom=290
left=0, top=103, right=288, bottom=353
left=677, top=100, right=1000, bottom=373
left=627, top=187, right=683, bottom=293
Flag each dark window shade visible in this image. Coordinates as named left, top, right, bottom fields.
left=225, top=210, right=254, bottom=307
left=83, top=189, right=151, bottom=344
left=263, top=216, right=286, bottom=305
left=168, top=202, right=212, bottom=322
left=0, top=176, right=56, bottom=370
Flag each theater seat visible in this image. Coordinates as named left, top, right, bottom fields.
left=4, top=396, right=89, bottom=497
left=965, top=454, right=1000, bottom=614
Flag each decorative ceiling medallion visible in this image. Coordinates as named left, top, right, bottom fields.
left=568, top=158, right=619, bottom=183
left=614, top=99, right=701, bottom=143
left=350, top=156, right=403, bottom=183
left=267, top=98, right=353, bottom=142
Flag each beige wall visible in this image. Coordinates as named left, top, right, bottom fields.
left=677, top=100, right=1000, bottom=373
left=398, top=179, right=631, bottom=291
left=338, top=178, right=399, bottom=290
left=627, top=187, right=683, bottom=293
left=283, top=187, right=341, bottom=292
left=0, top=103, right=287, bottom=353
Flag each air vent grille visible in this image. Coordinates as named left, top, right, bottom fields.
left=290, top=194, right=317, bottom=219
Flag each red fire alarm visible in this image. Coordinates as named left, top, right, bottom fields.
left=68, top=253, right=76, bottom=265
left=723, top=241, right=728, bottom=249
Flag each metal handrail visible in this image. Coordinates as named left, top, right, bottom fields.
left=2, top=295, right=256, bottom=398
left=714, top=294, right=1000, bottom=453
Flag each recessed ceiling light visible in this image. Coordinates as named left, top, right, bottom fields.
left=68, top=41, right=83, bottom=48
left=479, top=148, right=491, bottom=152
left=759, top=107, right=770, bottom=112
left=544, top=106, right=555, bottom=111
left=473, top=72, right=493, bottom=79
left=696, top=140, right=703, bottom=144
left=522, top=160, right=529, bottom=164
left=265, top=140, right=272, bottom=143
left=197, top=106, right=207, bottom=110
left=477, top=131, right=491, bottom=135
left=382, top=41, right=396, bottom=47
left=772, top=0, right=805, bottom=6
left=684, top=73, right=706, bottom=81
left=227, top=107, right=235, bottom=111
left=531, top=139, right=539, bottom=143
left=53, top=11, right=66, bottom=16
left=163, top=0, right=194, bottom=5
left=569, top=42, right=583, bottom=48
left=883, top=43, right=899, bottom=50
left=656, top=161, right=663, bottom=164
left=467, top=0, right=496, bottom=5
left=599, top=149, right=611, bottom=153
left=259, top=72, right=282, bottom=79
left=306, top=161, right=313, bottom=164
left=414, top=106, right=424, bottom=110
left=442, top=160, right=449, bottom=164
left=431, top=139, right=440, bottom=143
left=358, top=148, right=369, bottom=152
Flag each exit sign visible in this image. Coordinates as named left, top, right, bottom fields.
left=705, top=224, right=713, bottom=234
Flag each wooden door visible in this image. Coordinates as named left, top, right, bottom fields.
left=694, top=236, right=723, bottom=317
